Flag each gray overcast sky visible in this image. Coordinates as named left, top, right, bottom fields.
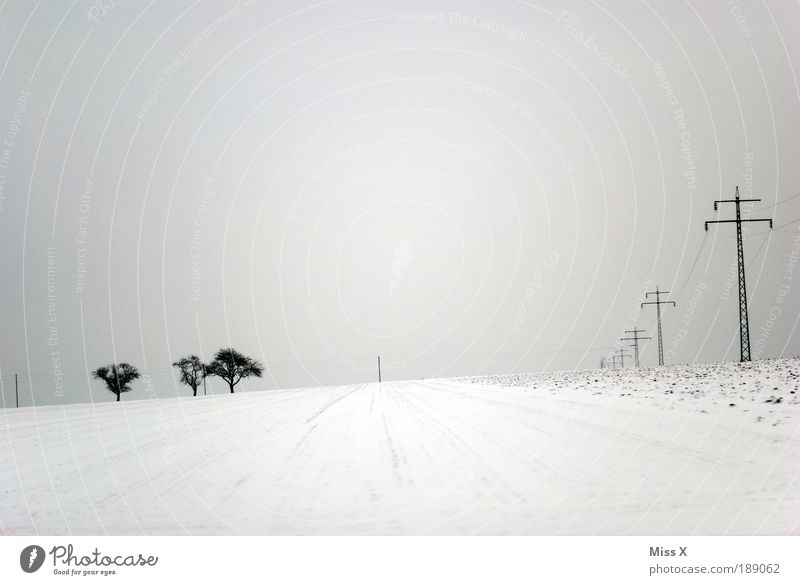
left=1, top=0, right=798, bottom=406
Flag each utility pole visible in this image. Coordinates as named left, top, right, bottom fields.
left=377, top=356, right=382, bottom=383
left=621, top=328, right=650, bottom=368
left=641, top=286, right=675, bottom=366
left=705, top=186, right=773, bottom=362
left=202, top=364, right=207, bottom=396
left=614, top=348, right=631, bottom=369
left=15, top=373, right=19, bottom=408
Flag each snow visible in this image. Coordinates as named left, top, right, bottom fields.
left=1, top=358, right=798, bottom=535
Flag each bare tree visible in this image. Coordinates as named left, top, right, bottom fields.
left=92, top=363, right=140, bottom=402
left=172, top=355, right=206, bottom=397
left=206, top=348, right=263, bottom=394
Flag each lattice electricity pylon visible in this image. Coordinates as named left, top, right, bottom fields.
left=641, top=286, right=675, bottom=366
left=613, top=347, right=632, bottom=369
left=621, top=328, right=650, bottom=367
left=705, top=186, right=773, bottom=362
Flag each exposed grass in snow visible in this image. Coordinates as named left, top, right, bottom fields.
left=466, top=357, right=800, bottom=431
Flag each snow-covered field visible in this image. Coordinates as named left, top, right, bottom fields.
left=1, top=359, right=798, bottom=535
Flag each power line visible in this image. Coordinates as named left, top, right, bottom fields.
left=746, top=230, right=773, bottom=269
left=705, top=185, right=773, bottom=362
left=772, top=216, right=800, bottom=231
left=753, top=190, right=800, bottom=212
left=672, top=232, right=708, bottom=302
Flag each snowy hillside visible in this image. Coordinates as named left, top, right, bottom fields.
left=468, top=358, right=799, bottom=428
left=1, top=359, right=798, bottom=535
